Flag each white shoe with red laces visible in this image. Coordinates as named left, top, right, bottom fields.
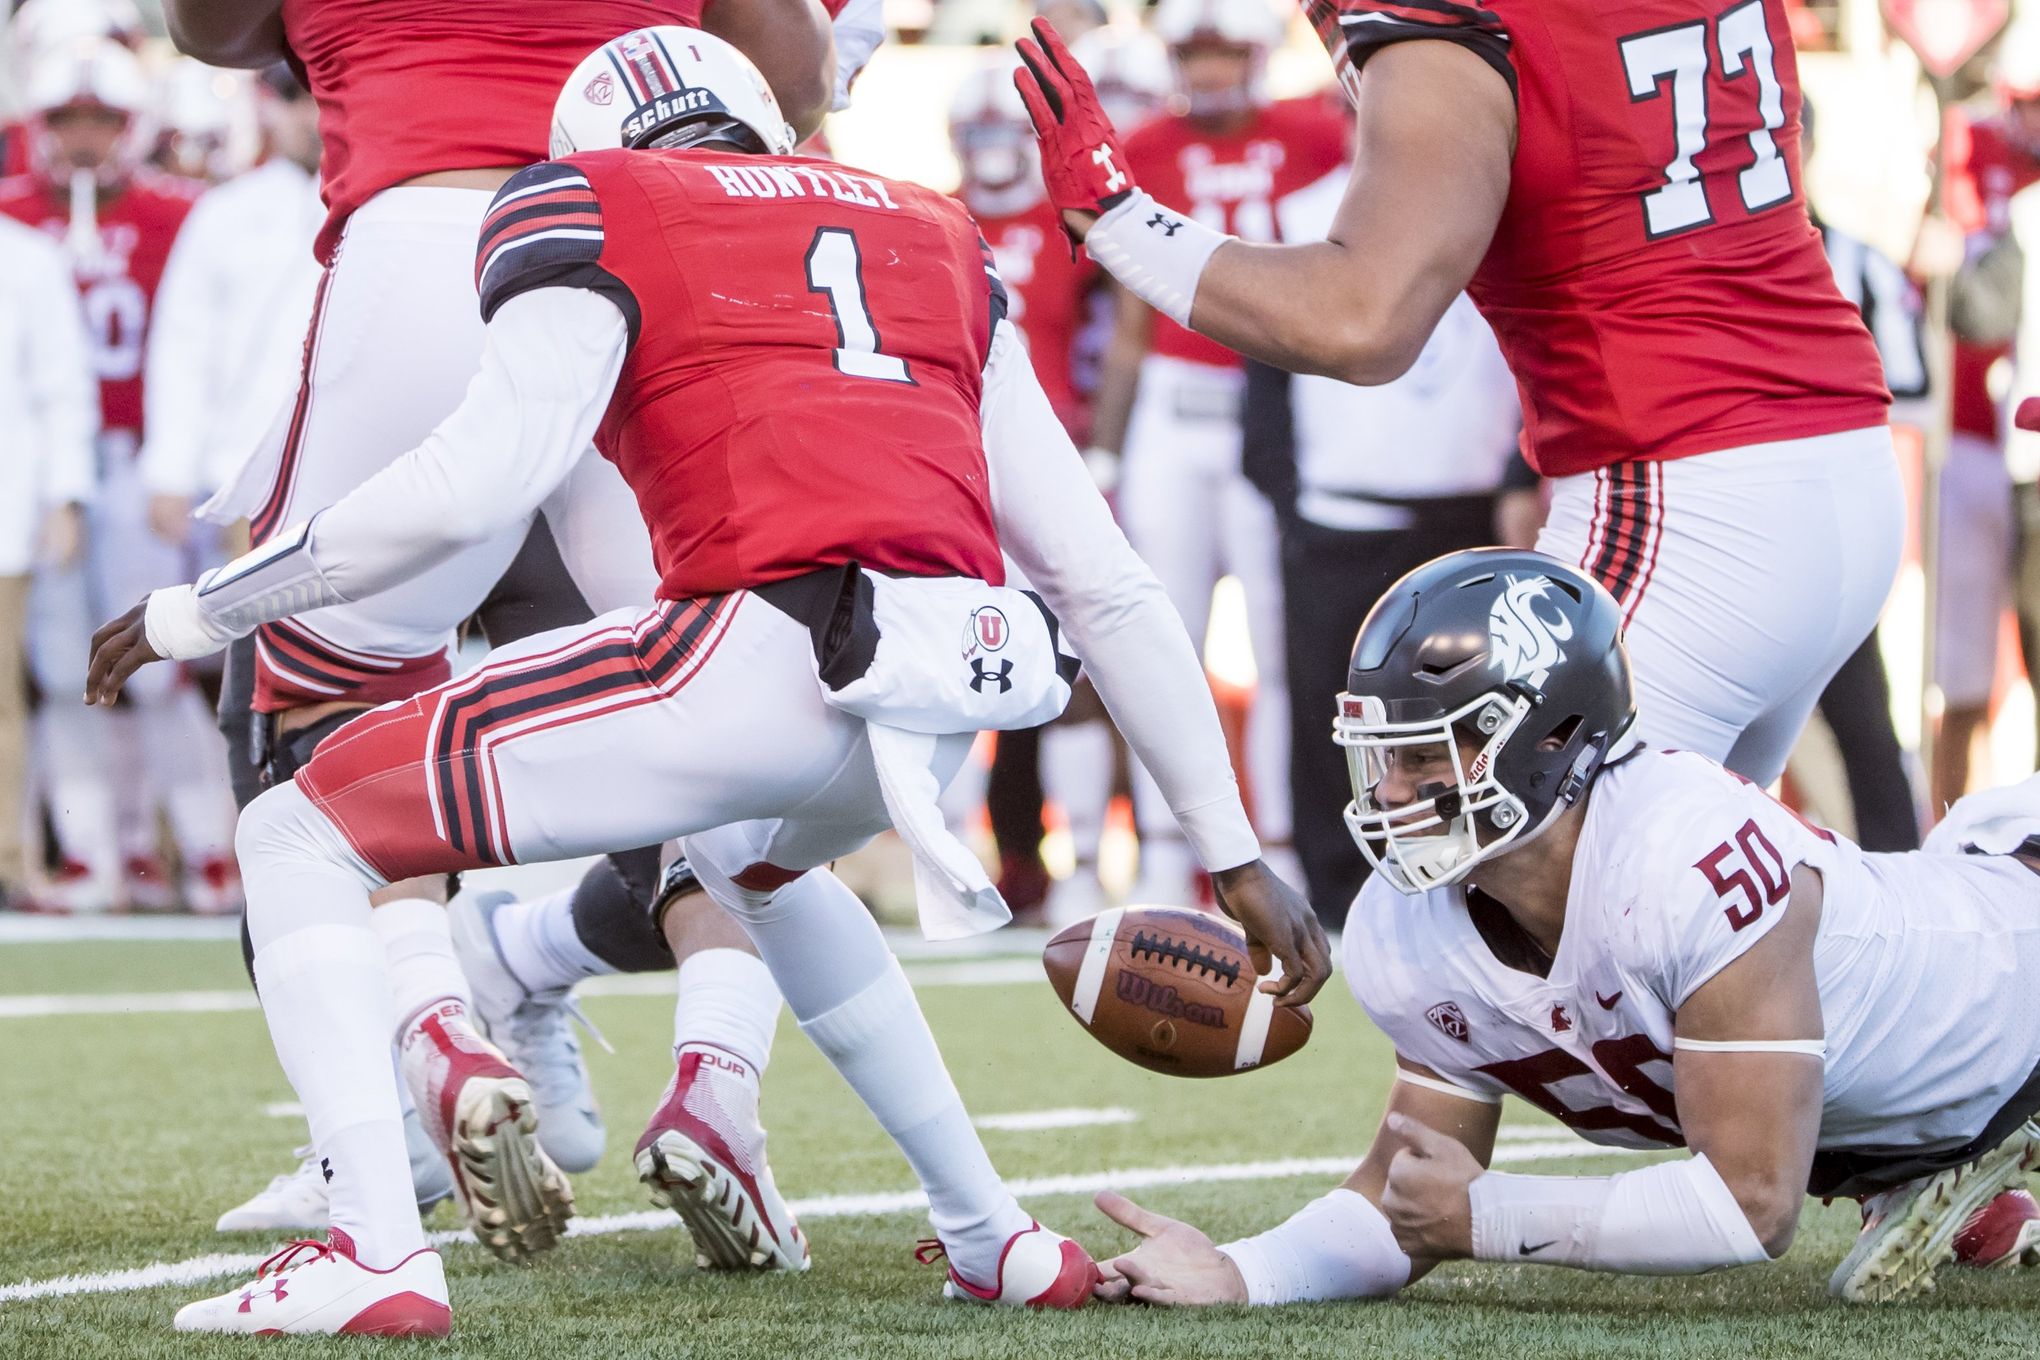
left=921, top=1222, right=1099, bottom=1309
left=399, top=1000, right=574, bottom=1263
left=1829, top=1122, right=2040, bottom=1301
left=634, top=1043, right=808, bottom=1271
left=173, top=1232, right=449, bottom=1336
left=1955, top=1188, right=2040, bottom=1270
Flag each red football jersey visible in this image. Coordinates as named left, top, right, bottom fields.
left=475, top=151, right=1006, bottom=599
left=1307, top=0, right=1889, bottom=475
left=281, top=0, right=704, bottom=263
left=0, top=171, right=202, bottom=441
left=975, top=197, right=1096, bottom=439
left=1944, top=112, right=2040, bottom=444
left=1123, top=99, right=1350, bottom=369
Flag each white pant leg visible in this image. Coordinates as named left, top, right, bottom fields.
left=540, top=449, right=659, bottom=616
left=1221, top=470, right=1289, bottom=845
left=241, top=188, right=531, bottom=706
left=1935, top=435, right=2016, bottom=711
left=1119, top=356, right=1238, bottom=847
left=1540, top=426, right=1903, bottom=783
left=293, top=595, right=972, bottom=882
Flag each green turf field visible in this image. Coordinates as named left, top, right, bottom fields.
left=3, top=931, right=2038, bottom=1360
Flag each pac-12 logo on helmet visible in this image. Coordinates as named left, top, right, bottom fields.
left=1487, top=575, right=1575, bottom=689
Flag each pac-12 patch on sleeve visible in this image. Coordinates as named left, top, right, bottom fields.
left=474, top=161, right=640, bottom=340
left=1302, top=0, right=1516, bottom=103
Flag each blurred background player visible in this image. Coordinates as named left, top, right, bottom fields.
left=0, top=213, right=97, bottom=913
left=1089, top=0, right=1344, bottom=905
left=0, top=37, right=239, bottom=914
left=0, top=0, right=145, bottom=176
left=1938, top=29, right=2040, bottom=811
left=1241, top=165, right=1523, bottom=925
left=150, top=55, right=257, bottom=183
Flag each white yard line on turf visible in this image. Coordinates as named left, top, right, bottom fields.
left=0, top=1139, right=1624, bottom=1305
left=974, top=1107, right=1139, bottom=1131
left=0, top=958, right=1044, bottom=1020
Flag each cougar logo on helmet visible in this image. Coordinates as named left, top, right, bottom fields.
left=1487, top=575, right=1574, bottom=688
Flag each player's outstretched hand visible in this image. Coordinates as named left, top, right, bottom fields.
left=1379, top=1113, right=1482, bottom=1260
left=85, top=599, right=162, bottom=707
left=1210, top=858, right=1332, bottom=1006
left=1093, top=1191, right=1247, bottom=1306
left=1013, top=17, right=1135, bottom=245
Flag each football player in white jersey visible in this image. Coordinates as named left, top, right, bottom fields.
left=1088, top=549, right=2040, bottom=1307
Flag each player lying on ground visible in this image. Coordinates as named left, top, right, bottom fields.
left=1091, top=549, right=2040, bottom=1309
left=86, top=26, right=1328, bottom=1335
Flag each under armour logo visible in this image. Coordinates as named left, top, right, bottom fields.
left=320, top=1158, right=334, bottom=1184
left=238, top=1280, right=289, bottom=1313
left=1146, top=213, right=1182, bottom=236
left=1091, top=144, right=1126, bottom=194
left=969, top=659, right=1014, bottom=694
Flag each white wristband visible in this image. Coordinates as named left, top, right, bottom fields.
left=142, top=583, right=241, bottom=662
left=1083, top=189, right=1230, bottom=329
left=1216, top=1189, right=1412, bottom=1304
left=1469, top=1154, right=1770, bottom=1275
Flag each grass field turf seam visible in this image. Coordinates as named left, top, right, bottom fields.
left=3, top=942, right=2038, bottom=1359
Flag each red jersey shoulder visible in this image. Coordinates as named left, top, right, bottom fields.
left=1302, top=0, right=1515, bottom=100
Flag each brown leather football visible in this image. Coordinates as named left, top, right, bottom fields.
left=1041, top=906, right=1312, bottom=1077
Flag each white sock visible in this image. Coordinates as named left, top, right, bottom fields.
left=241, top=785, right=423, bottom=1269
left=490, top=885, right=612, bottom=994
left=674, top=947, right=780, bottom=1074
left=798, top=958, right=1028, bottom=1278
left=36, top=703, right=117, bottom=880
left=141, top=686, right=238, bottom=862
left=680, top=841, right=1029, bottom=1281
left=239, top=786, right=424, bottom=1266
left=372, top=897, right=469, bottom=1030
left=1042, top=721, right=1113, bottom=866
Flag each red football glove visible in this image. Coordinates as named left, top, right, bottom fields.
left=1014, top=18, right=1137, bottom=243
left=2019, top=398, right=2040, bottom=434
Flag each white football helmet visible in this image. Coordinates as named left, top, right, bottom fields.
left=1151, top=0, right=1286, bottom=51
left=1152, top=0, right=1284, bottom=116
left=550, top=26, right=794, bottom=159
left=1069, top=26, right=1172, bottom=130
left=948, top=58, right=1040, bottom=216
left=24, top=38, right=152, bottom=187
left=155, top=59, right=259, bottom=183
left=9, top=0, right=144, bottom=72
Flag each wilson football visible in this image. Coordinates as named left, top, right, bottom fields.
left=1041, top=906, right=1312, bottom=1077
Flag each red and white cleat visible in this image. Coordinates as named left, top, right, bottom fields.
left=26, top=857, right=113, bottom=915
left=634, top=1044, right=808, bottom=1271
left=1955, top=1188, right=2040, bottom=1270
left=173, top=1232, right=449, bottom=1336
left=400, top=1001, right=574, bottom=1263
left=921, top=1221, right=1099, bottom=1309
left=182, top=854, right=244, bottom=916
left=124, top=854, right=178, bottom=912
left=1829, top=1123, right=2040, bottom=1301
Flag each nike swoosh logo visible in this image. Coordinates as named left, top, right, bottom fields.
left=1520, top=1240, right=1556, bottom=1256
left=1596, top=991, right=1622, bottom=1009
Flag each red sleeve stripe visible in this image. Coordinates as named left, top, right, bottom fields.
left=479, top=186, right=599, bottom=239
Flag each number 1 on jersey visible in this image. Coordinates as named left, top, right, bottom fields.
left=1621, top=0, right=1792, bottom=240
left=804, top=227, right=912, bottom=384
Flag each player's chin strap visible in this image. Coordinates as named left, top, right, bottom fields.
left=1469, top=1152, right=1774, bottom=1274
left=1081, top=189, right=1231, bottom=329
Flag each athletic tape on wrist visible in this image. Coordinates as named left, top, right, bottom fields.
left=1468, top=1154, right=1770, bottom=1275
left=1216, top=1189, right=1411, bottom=1304
left=183, top=517, right=346, bottom=644
left=1082, top=189, right=1230, bottom=329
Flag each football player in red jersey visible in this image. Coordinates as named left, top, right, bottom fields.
left=87, top=28, right=1327, bottom=1333
left=0, top=39, right=242, bottom=918
left=1089, top=0, right=1347, bottom=909
left=1016, top=0, right=1900, bottom=794
left=147, top=0, right=851, bottom=1258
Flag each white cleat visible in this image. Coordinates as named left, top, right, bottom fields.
left=633, top=1044, right=808, bottom=1271
left=216, top=1148, right=329, bottom=1234
left=1830, top=1122, right=2040, bottom=1302
left=401, top=1001, right=576, bottom=1263
left=923, top=1221, right=1098, bottom=1309
left=448, top=888, right=607, bottom=1173
left=174, top=1233, right=449, bottom=1336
